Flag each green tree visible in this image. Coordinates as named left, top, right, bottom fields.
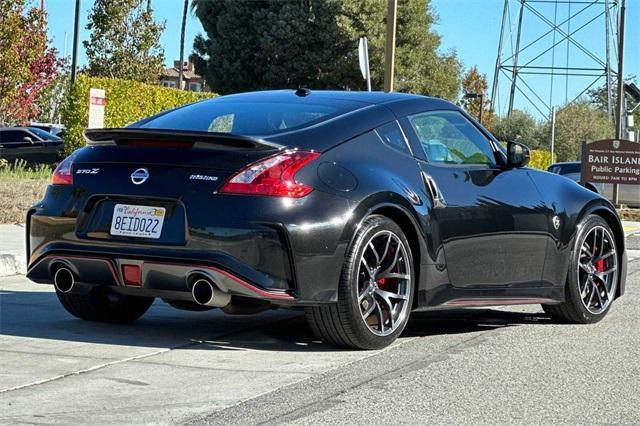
left=492, top=110, right=542, bottom=149
left=588, top=76, right=639, bottom=138
left=0, top=0, right=60, bottom=124
left=551, top=100, right=614, bottom=162
left=460, top=66, right=497, bottom=130
left=84, top=0, right=165, bottom=83
left=191, top=0, right=461, bottom=98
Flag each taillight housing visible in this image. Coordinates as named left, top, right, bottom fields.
left=51, top=156, right=74, bottom=185
left=220, top=150, right=320, bottom=198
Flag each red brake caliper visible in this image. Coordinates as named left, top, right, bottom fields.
left=595, top=259, right=606, bottom=272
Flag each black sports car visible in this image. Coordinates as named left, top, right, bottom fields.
left=26, top=90, right=627, bottom=349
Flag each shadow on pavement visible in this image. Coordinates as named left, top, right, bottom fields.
left=0, top=290, right=555, bottom=352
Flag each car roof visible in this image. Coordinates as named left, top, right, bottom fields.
left=206, top=89, right=458, bottom=115
left=549, top=161, right=580, bottom=166
left=0, top=127, right=33, bottom=131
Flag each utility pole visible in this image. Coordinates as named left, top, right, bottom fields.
left=383, top=0, right=397, bottom=92
left=178, top=0, right=188, bottom=90
left=70, top=0, right=81, bottom=84
left=613, top=0, right=626, bottom=205
left=550, top=107, right=556, bottom=164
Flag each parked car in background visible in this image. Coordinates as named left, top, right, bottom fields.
left=0, top=127, right=64, bottom=164
left=29, top=122, right=66, bottom=138
left=548, top=161, right=639, bottom=207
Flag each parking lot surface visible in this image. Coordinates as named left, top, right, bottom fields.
left=1, top=249, right=639, bottom=424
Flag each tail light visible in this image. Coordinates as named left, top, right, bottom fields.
left=51, top=156, right=74, bottom=185
left=220, top=150, right=320, bottom=198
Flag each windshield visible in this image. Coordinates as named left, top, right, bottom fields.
left=131, top=99, right=364, bottom=136
left=28, top=127, right=61, bottom=141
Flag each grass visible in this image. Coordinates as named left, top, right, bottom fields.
left=0, top=159, right=51, bottom=224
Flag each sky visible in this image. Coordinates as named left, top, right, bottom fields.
left=43, top=0, right=638, bottom=118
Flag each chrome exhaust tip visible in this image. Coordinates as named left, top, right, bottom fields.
left=191, top=277, right=231, bottom=308
left=53, top=267, right=75, bottom=293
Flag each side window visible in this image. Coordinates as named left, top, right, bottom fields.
left=408, top=111, right=496, bottom=166
left=0, top=130, right=29, bottom=144
left=376, top=121, right=411, bottom=155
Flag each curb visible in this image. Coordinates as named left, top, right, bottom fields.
left=0, top=253, right=26, bottom=277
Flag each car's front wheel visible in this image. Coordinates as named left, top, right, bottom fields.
left=305, top=215, right=414, bottom=349
left=56, top=286, right=154, bottom=323
left=542, top=214, right=619, bottom=323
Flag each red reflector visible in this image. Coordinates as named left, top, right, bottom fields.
left=122, top=264, right=142, bottom=286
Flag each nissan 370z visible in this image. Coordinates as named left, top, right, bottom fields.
left=26, top=90, right=628, bottom=349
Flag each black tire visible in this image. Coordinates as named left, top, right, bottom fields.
left=56, top=286, right=154, bottom=323
left=542, top=214, right=618, bottom=324
left=305, top=215, right=414, bottom=350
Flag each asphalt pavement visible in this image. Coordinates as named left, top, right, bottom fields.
left=1, top=241, right=639, bottom=424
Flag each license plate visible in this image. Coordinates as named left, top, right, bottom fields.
left=110, top=204, right=166, bottom=239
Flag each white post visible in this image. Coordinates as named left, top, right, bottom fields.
left=358, top=37, right=372, bottom=92
left=550, top=106, right=556, bottom=164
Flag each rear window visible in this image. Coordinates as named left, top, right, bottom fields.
left=132, top=99, right=363, bottom=136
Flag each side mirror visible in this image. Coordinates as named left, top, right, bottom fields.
left=23, top=136, right=33, bottom=144
left=506, top=141, right=530, bottom=168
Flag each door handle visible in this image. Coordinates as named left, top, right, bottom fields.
left=421, top=172, right=446, bottom=208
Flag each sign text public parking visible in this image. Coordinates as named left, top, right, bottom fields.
left=581, top=139, right=640, bottom=185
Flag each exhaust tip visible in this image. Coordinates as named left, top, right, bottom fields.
left=190, top=276, right=231, bottom=308
left=54, top=267, right=75, bottom=293
left=192, top=278, right=214, bottom=306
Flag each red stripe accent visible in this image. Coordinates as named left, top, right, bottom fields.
left=205, top=265, right=294, bottom=300
left=145, top=261, right=294, bottom=300
left=40, top=255, right=121, bottom=286
left=444, top=298, right=552, bottom=306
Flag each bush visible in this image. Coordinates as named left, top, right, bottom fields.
left=60, top=75, right=215, bottom=155
left=529, top=149, right=551, bottom=170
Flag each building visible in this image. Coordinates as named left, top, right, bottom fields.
left=160, top=60, right=208, bottom=92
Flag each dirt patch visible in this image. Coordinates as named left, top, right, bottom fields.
left=0, top=178, right=49, bottom=224
left=618, top=208, right=640, bottom=221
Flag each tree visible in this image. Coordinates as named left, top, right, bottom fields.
left=588, top=76, right=639, bottom=138
left=460, top=66, right=497, bottom=130
left=492, top=110, right=541, bottom=149
left=551, top=100, right=614, bottom=162
left=0, top=0, right=60, bottom=124
left=191, top=0, right=461, bottom=98
left=84, top=0, right=165, bottom=83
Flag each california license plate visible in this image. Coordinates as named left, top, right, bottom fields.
left=110, top=204, right=166, bottom=239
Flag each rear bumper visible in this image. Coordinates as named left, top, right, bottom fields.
left=26, top=186, right=355, bottom=304
left=27, top=251, right=296, bottom=305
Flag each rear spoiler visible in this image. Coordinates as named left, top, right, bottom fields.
left=83, top=128, right=283, bottom=151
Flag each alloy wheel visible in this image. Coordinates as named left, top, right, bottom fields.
left=577, top=225, right=618, bottom=315
left=357, top=230, right=411, bottom=336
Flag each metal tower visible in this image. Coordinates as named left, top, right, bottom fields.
left=491, top=0, right=620, bottom=119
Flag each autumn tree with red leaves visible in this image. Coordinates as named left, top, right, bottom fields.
left=0, top=0, right=61, bottom=125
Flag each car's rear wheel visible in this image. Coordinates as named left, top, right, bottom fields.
left=542, top=214, right=618, bottom=323
left=305, top=215, right=414, bottom=349
left=56, top=286, right=154, bottom=323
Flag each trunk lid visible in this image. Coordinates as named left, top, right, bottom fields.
left=69, top=129, right=283, bottom=244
